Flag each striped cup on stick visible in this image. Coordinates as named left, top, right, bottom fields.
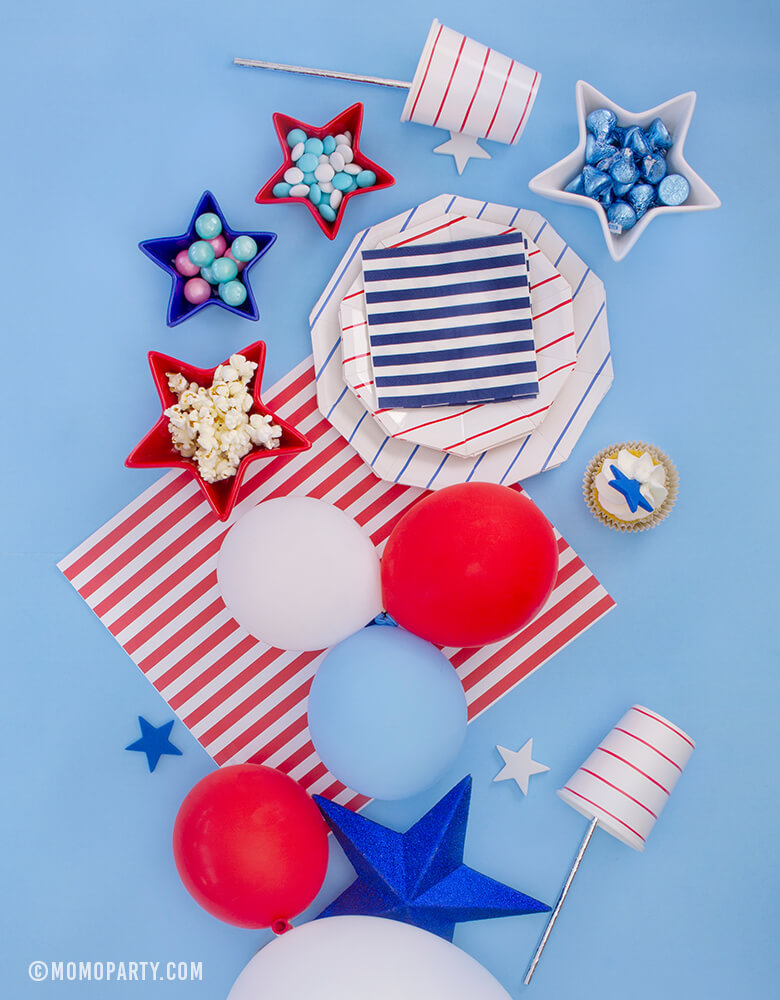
left=524, top=705, right=694, bottom=985
left=235, top=19, right=540, bottom=146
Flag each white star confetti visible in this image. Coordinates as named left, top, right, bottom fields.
left=433, top=130, right=491, bottom=174
left=493, top=739, right=550, bottom=795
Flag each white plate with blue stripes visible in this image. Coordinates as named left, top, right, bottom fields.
left=310, top=194, right=612, bottom=490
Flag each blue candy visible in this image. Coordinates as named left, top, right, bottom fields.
left=356, top=169, right=377, bottom=188
left=194, top=212, right=222, bottom=239
left=582, top=165, right=612, bottom=198
left=318, top=203, right=337, bottom=223
left=272, top=182, right=292, bottom=198
left=595, top=151, right=621, bottom=173
left=586, top=133, right=617, bottom=165
left=200, top=263, right=219, bottom=285
left=647, top=117, right=673, bottom=151
left=607, top=201, right=637, bottom=233
left=302, top=171, right=317, bottom=185
left=332, top=172, right=353, bottom=192
left=188, top=240, right=214, bottom=268
left=309, top=183, right=323, bottom=205
left=303, top=137, right=324, bottom=156
left=657, top=174, right=690, bottom=206
left=286, top=128, right=307, bottom=147
left=612, top=180, right=634, bottom=197
left=231, top=235, right=257, bottom=261
left=598, top=187, right=614, bottom=207
left=323, top=135, right=336, bottom=154
left=624, top=125, right=651, bottom=158
left=586, top=108, right=617, bottom=140
left=212, top=256, right=238, bottom=283
left=627, top=183, right=656, bottom=217
left=564, top=172, right=584, bottom=195
left=641, top=152, right=667, bottom=185
left=218, top=279, right=247, bottom=307
left=297, top=152, right=319, bottom=173
left=612, top=125, right=627, bottom=146
left=611, top=149, right=639, bottom=186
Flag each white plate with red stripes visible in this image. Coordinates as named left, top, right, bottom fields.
left=311, top=194, right=612, bottom=490
left=339, top=214, right=576, bottom=458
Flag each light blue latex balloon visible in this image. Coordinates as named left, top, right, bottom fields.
left=307, top=625, right=467, bottom=800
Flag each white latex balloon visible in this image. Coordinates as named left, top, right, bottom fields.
left=227, top=916, right=512, bottom=1000
left=217, top=498, right=382, bottom=651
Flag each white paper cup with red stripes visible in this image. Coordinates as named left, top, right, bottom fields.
left=558, top=705, right=695, bottom=852
left=401, top=19, right=541, bottom=144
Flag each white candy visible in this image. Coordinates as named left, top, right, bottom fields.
left=343, top=163, right=361, bottom=175
left=314, top=163, right=335, bottom=183
left=291, top=142, right=305, bottom=161
left=336, top=143, right=354, bottom=163
left=289, top=183, right=310, bottom=197
left=284, top=167, right=304, bottom=184
left=329, top=151, right=345, bottom=172
left=334, top=133, right=349, bottom=145
left=319, top=180, right=334, bottom=193
left=330, top=189, right=343, bottom=210
left=344, top=130, right=352, bottom=142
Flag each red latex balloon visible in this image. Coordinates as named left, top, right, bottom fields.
left=381, top=483, right=559, bottom=647
left=172, top=764, right=329, bottom=930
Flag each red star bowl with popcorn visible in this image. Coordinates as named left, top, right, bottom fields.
left=126, top=341, right=311, bottom=521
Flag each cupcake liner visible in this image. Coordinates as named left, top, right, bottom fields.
left=583, top=441, right=678, bottom=533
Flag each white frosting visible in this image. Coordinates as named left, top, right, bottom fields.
left=594, top=448, right=668, bottom=522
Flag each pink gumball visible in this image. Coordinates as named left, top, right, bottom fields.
left=183, top=277, right=211, bottom=305
left=175, top=249, right=200, bottom=277
left=209, top=235, right=227, bottom=257
left=224, top=247, right=246, bottom=272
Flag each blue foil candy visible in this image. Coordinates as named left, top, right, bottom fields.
left=642, top=152, right=667, bottom=184
left=607, top=200, right=637, bottom=233
left=627, top=183, right=656, bottom=217
left=657, top=173, right=690, bottom=205
left=612, top=180, right=634, bottom=197
left=625, top=125, right=651, bottom=158
left=612, top=125, right=627, bottom=146
left=586, top=133, right=617, bottom=164
left=647, top=117, right=673, bottom=151
left=564, top=172, right=585, bottom=195
left=586, top=108, right=617, bottom=140
left=611, top=148, right=639, bottom=186
left=582, top=165, right=612, bottom=198
left=598, top=187, right=614, bottom=207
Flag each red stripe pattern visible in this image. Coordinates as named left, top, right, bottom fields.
left=59, top=356, right=614, bottom=808
left=558, top=704, right=695, bottom=851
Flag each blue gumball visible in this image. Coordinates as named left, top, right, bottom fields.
left=307, top=625, right=467, bottom=800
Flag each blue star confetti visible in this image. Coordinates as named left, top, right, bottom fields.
left=608, top=463, right=653, bottom=513
left=125, top=717, right=182, bottom=772
left=139, top=190, right=276, bottom=326
left=314, top=776, right=549, bottom=940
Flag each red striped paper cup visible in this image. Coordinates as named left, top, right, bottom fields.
left=401, top=19, right=541, bottom=145
left=558, top=705, right=695, bottom=851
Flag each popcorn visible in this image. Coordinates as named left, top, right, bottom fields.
left=164, top=354, right=281, bottom=483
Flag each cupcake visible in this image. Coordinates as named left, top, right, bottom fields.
left=584, top=442, right=678, bottom=532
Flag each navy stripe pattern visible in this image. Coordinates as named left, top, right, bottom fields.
left=361, top=233, right=538, bottom=408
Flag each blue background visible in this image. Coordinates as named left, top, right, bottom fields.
left=2, top=1, right=778, bottom=996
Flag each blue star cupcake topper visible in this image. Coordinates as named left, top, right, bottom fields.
left=314, top=776, right=549, bottom=940
left=125, top=716, right=182, bottom=772
left=608, top=463, right=653, bottom=513
left=139, top=190, right=276, bottom=326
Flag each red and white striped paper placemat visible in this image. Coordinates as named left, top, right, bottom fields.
left=58, top=356, right=615, bottom=811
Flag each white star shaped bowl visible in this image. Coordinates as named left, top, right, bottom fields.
left=528, top=81, right=721, bottom=262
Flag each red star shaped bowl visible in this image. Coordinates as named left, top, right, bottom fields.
left=256, top=102, right=395, bottom=239
left=126, top=342, right=311, bottom=521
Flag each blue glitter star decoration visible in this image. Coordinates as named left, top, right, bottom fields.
left=125, top=717, right=182, bottom=773
left=139, top=190, right=276, bottom=326
left=313, top=776, right=550, bottom=940
left=608, top=463, right=653, bottom=513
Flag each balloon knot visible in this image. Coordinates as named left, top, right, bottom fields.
left=371, top=612, right=398, bottom=628
left=271, top=919, right=293, bottom=935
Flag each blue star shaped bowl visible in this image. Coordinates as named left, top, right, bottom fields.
left=139, top=191, right=276, bottom=326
